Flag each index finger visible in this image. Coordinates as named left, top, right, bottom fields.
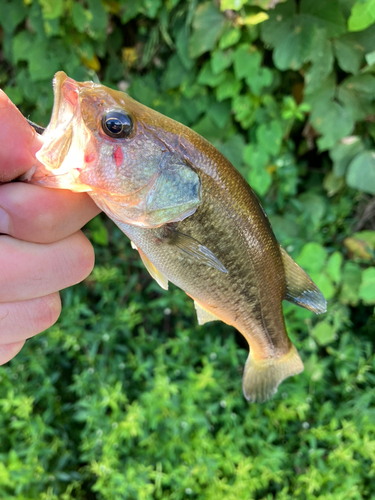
left=0, top=90, right=43, bottom=182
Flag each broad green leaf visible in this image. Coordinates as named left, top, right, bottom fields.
left=245, top=67, right=273, bottom=95
left=296, top=242, right=327, bottom=274
left=256, top=121, right=283, bottom=156
left=340, top=261, right=362, bottom=305
left=329, top=137, right=364, bottom=177
left=346, top=151, right=375, bottom=194
left=243, top=143, right=269, bottom=170
left=72, top=3, right=91, bottom=32
left=216, top=134, right=246, bottom=168
left=207, top=100, right=232, bottom=128
left=210, top=49, right=234, bottom=75
left=312, top=321, right=336, bottom=346
left=38, top=0, right=63, bottom=20
left=232, top=94, right=256, bottom=128
left=219, top=27, right=242, bottom=49
left=161, top=55, right=188, bottom=90
left=234, top=44, right=261, bottom=80
left=215, top=73, right=242, bottom=101
left=248, top=165, right=272, bottom=196
left=334, top=34, right=365, bottom=74
left=197, top=62, right=226, bottom=87
left=189, top=3, right=226, bottom=59
left=310, top=99, right=354, bottom=151
left=300, top=0, right=346, bottom=38
left=220, top=0, right=247, bottom=10
left=358, top=267, right=375, bottom=304
left=338, top=73, right=375, bottom=121
left=348, top=0, right=375, bottom=32
left=305, top=34, right=334, bottom=93
left=297, top=192, right=326, bottom=228
left=312, top=272, right=336, bottom=300
left=326, top=252, right=343, bottom=285
left=12, top=31, right=33, bottom=64
left=0, top=0, right=27, bottom=33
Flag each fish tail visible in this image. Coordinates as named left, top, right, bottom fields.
left=242, top=345, right=304, bottom=403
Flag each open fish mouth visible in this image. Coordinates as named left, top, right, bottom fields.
left=32, top=72, right=93, bottom=192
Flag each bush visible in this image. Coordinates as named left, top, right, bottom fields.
left=0, top=0, right=374, bottom=498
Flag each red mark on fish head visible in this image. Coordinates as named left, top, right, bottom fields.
left=113, top=146, right=123, bottom=167
left=84, top=150, right=96, bottom=164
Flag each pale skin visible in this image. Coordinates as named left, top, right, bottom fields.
left=0, top=90, right=101, bottom=365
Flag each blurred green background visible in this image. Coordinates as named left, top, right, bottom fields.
left=1, top=0, right=375, bottom=498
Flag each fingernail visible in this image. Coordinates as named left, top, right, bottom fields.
left=0, top=207, right=10, bottom=234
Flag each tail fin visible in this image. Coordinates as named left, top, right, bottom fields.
left=242, top=345, right=304, bottom=403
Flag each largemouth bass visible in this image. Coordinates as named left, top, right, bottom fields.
left=25, top=72, right=326, bottom=402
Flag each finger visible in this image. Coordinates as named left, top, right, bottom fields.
left=0, top=293, right=61, bottom=343
left=0, top=231, right=95, bottom=302
left=0, top=90, right=43, bottom=182
left=0, top=182, right=101, bottom=243
left=0, top=341, right=25, bottom=366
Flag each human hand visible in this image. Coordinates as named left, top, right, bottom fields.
left=0, top=90, right=101, bottom=365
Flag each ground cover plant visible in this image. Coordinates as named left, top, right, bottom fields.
left=0, top=0, right=375, bottom=498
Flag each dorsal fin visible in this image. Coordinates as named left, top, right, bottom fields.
left=194, top=300, right=221, bottom=325
left=131, top=241, right=169, bottom=290
left=280, top=247, right=327, bottom=314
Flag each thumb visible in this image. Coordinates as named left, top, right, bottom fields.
left=0, top=90, right=43, bottom=183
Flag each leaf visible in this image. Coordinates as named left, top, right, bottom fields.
left=248, top=165, right=272, bottom=196
left=305, top=34, right=334, bottom=93
left=38, top=0, right=64, bottom=20
left=329, top=136, right=364, bottom=178
left=358, top=267, right=375, bottom=304
left=197, top=61, right=226, bottom=87
left=0, top=0, right=27, bottom=33
left=207, top=100, right=232, bottom=129
left=210, top=49, right=234, bottom=75
left=334, top=34, right=365, bottom=74
left=297, top=192, right=326, bottom=228
left=234, top=44, right=261, bottom=80
left=346, top=151, right=375, bottom=194
left=215, top=73, right=242, bottom=101
left=256, top=121, right=283, bottom=156
left=220, top=0, right=248, bottom=10
left=296, top=242, right=327, bottom=275
left=338, top=73, right=375, bottom=121
left=340, top=262, right=362, bottom=305
left=216, top=134, right=246, bottom=168
left=312, top=321, right=336, bottom=346
left=348, top=0, right=375, bottom=32
left=243, top=144, right=272, bottom=195
left=326, top=252, right=343, bottom=285
left=72, top=3, right=91, bottom=32
left=189, top=3, right=226, bottom=59
left=232, top=94, right=256, bottom=128
left=300, top=0, right=346, bottom=38
left=219, top=27, right=241, bottom=49
left=309, top=99, right=354, bottom=151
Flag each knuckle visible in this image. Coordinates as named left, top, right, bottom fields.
left=34, top=293, right=62, bottom=332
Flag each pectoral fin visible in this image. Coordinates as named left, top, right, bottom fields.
left=194, top=301, right=221, bottom=325
left=280, top=247, right=327, bottom=314
left=166, top=229, right=228, bottom=274
left=133, top=244, right=168, bottom=290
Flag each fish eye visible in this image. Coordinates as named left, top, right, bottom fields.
left=101, top=110, right=133, bottom=139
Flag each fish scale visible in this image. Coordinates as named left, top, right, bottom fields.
left=26, top=71, right=327, bottom=402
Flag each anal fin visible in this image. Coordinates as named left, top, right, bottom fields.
left=132, top=242, right=168, bottom=290
left=280, top=247, right=327, bottom=314
left=243, top=345, right=304, bottom=403
left=194, top=301, right=221, bottom=325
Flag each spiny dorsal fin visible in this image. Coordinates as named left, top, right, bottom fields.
left=280, top=247, right=327, bottom=314
left=194, top=300, right=221, bottom=325
left=132, top=242, right=169, bottom=290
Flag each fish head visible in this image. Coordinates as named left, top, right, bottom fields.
left=33, top=71, right=201, bottom=227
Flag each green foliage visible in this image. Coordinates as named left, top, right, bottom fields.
left=1, top=0, right=375, bottom=498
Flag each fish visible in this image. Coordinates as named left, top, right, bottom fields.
left=25, top=71, right=327, bottom=402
